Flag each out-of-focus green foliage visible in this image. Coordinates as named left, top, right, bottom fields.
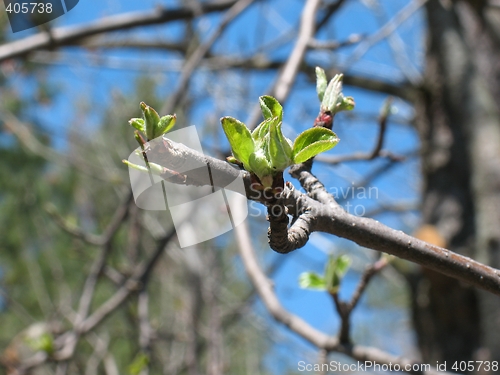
left=0, top=74, right=272, bottom=374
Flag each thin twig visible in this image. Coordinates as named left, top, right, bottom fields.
left=197, top=57, right=419, bottom=101
left=315, top=97, right=405, bottom=165
left=45, top=190, right=133, bottom=246
left=316, top=0, right=346, bottom=31
left=1, top=110, right=117, bottom=182
left=315, top=149, right=405, bottom=165
left=141, top=139, right=500, bottom=296
left=138, top=290, right=152, bottom=375
left=246, top=0, right=322, bottom=129
left=15, top=230, right=177, bottom=374
left=82, top=38, right=187, bottom=53
left=77, top=230, right=175, bottom=335
left=161, top=0, right=256, bottom=115
left=330, top=257, right=389, bottom=344
left=273, top=0, right=321, bottom=102
left=348, top=257, right=388, bottom=311
left=346, top=0, right=429, bottom=66
left=308, top=34, right=365, bottom=50
left=234, top=214, right=451, bottom=375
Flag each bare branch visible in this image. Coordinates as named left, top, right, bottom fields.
left=200, top=56, right=419, bottom=101
left=363, top=202, right=418, bottom=218
left=308, top=34, right=365, bottom=50
left=316, top=0, right=347, bottom=30
left=82, top=38, right=187, bottom=53
left=346, top=0, right=429, bottom=66
left=138, top=290, right=152, bottom=375
left=348, top=257, right=388, bottom=311
left=235, top=219, right=338, bottom=349
left=234, top=216, right=450, bottom=375
left=45, top=190, right=133, bottom=246
left=273, top=0, right=321, bottom=102
left=317, top=149, right=405, bottom=165
left=18, top=230, right=177, bottom=373
left=161, top=0, right=256, bottom=114
left=1, top=110, right=115, bottom=181
left=146, top=139, right=500, bottom=296
left=330, top=256, right=388, bottom=345
left=0, top=0, right=241, bottom=62
left=315, top=97, right=407, bottom=164
left=77, top=230, right=175, bottom=335
left=246, top=0, right=322, bottom=129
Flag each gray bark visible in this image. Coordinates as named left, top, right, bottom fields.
left=414, top=0, right=500, bottom=367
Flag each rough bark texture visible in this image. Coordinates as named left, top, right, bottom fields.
left=414, top=0, right=500, bottom=368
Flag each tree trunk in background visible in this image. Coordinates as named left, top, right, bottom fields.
left=412, top=0, right=500, bottom=369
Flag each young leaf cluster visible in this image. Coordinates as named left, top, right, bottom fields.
left=124, top=102, right=176, bottom=173
left=315, top=67, right=355, bottom=114
left=221, top=95, right=339, bottom=188
left=129, top=102, right=176, bottom=141
left=299, top=254, right=351, bottom=294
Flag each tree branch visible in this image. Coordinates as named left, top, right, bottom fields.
left=199, top=56, right=419, bottom=101
left=314, top=97, right=406, bottom=164
left=345, top=0, right=429, bottom=66
left=234, top=217, right=450, bottom=375
left=45, top=190, right=133, bottom=246
left=246, top=0, right=322, bottom=129
left=145, top=137, right=500, bottom=296
left=160, top=0, right=256, bottom=115
left=0, top=0, right=240, bottom=62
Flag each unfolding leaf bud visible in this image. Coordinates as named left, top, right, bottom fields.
left=337, top=96, right=355, bottom=112
left=248, top=148, right=273, bottom=188
left=129, top=118, right=145, bottom=133
left=315, top=67, right=328, bottom=102
left=140, top=102, right=161, bottom=140
left=157, top=114, right=176, bottom=137
left=269, top=120, right=293, bottom=171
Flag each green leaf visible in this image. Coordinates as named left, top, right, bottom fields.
left=299, top=272, right=326, bottom=290
left=221, top=116, right=255, bottom=168
left=259, top=95, right=283, bottom=121
left=324, top=255, right=351, bottom=294
left=315, top=67, right=328, bottom=102
left=321, top=74, right=343, bottom=112
left=334, top=254, right=351, bottom=276
left=252, top=117, right=272, bottom=142
left=248, top=148, right=272, bottom=186
left=26, top=333, right=54, bottom=354
left=140, top=102, right=161, bottom=140
left=269, top=119, right=293, bottom=171
left=338, top=96, right=355, bottom=112
left=128, top=352, right=150, bottom=375
left=129, top=118, right=145, bottom=133
left=157, top=114, right=176, bottom=136
left=292, top=127, right=339, bottom=163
